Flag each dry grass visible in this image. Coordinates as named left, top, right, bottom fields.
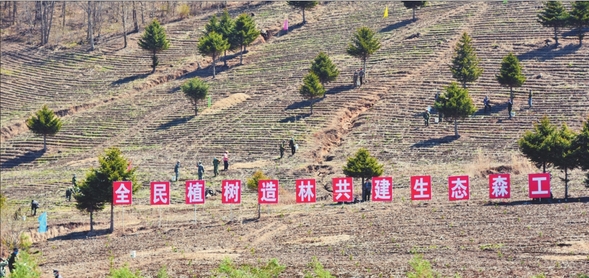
left=201, top=93, right=251, bottom=115
left=509, top=153, right=536, bottom=175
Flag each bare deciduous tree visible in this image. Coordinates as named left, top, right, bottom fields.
left=87, top=1, right=94, bottom=50
left=132, top=1, right=138, bottom=32
left=121, top=1, right=127, bottom=48
left=40, top=1, right=55, bottom=45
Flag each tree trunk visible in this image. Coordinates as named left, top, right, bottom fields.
left=87, top=1, right=94, bottom=51
left=553, top=26, right=559, bottom=47
left=40, top=2, right=46, bottom=45
left=151, top=51, right=157, bottom=73
left=462, top=81, right=466, bottom=89
left=132, top=1, right=138, bottom=32
left=43, top=134, right=47, bottom=152
left=195, top=102, right=198, bottom=116
left=239, top=45, right=244, bottom=65
left=12, top=2, right=17, bottom=25
left=61, top=2, right=65, bottom=28
left=362, top=57, right=367, bottom=81
left=509, top=86, right=513, bottom=101
left=579, top=30, right=583, bottom=46
left=110, top=202, right=114, bottom=233
left=90, top=210, right=94, bottom=232
left=257, top=204, right=261, bottom=219
left=302, top=7, right=306, bottom=24
left=40, top=1, right=55, bottom=46
left=140, top=1, right=144, bottom=25
left=412, top=7, right=416, bottom=21
left=94, top=1, right=102, bottom=39
left=212, top=53, right=216, bottom=78
left=454, top=119, right=459, bottom=138
left=310, top=97, right=314, bottom=114
left=223, top=50, right=227, bottom=67
left=122, top=1, right=127, bottom=48
left=564, top=168, right=568, bottom=201
left=542, top=162, right=546, bottom=173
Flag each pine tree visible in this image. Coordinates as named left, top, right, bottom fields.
left=402, top=1, right=427, bottom=21
left=204, top=14, right=221, bottom=35
left=342, top=148, right=384, bottom=186
left=299, top=72, right=325, bottom=114
left=26, top=105, right=63, bottom=152
left=181, top=78, right=209, bottom=116
left=551, top=124, right=578, bottom=200
left=233, top=13, right=259, bottom=65
left=218, top=9, right=237, bottom=67
left=198, top=31, right=229, bottom=78
left=287, top=1, right=319, bottom=24
left=74, top=148, right=138, bottom=233
left=450, top=32, right=483, bottom=88
left=572, top=118, right=589, bottom=187
left=346, top=27, right=381, bottom=80
left=434, top=82, right=476, bottom=138
left=310, top=52, right=339, bottom=88
left=496, top=52, right=526, bottom=101
left=246, top=170, right=270, bottom=219
left=137, top=19, right=170, bottom=73
left=569, top=1, right=589, bottom=45
left=537, top=1, right=569, bottom=47
left=518, top=116, right=558, bottom=173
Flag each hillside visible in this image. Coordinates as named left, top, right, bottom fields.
left=1, top=1, right=589, bottom=277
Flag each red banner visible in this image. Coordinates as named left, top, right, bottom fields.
left=258, top=180, right=279, bottom=204
left=296, top=179, right=316, bottom=203
left=528, top=173, right=551, bottom=198
left=410, top=176, right=431, bottom=200
left=222, top=180, right=241, bottom=204
left=150, top=181, right=170, bottom=205
left=186, top=180, right=205, bottom=204
left=489, top=174, right=510, bottom=199
left=372, top=176, right=393, bottom=202
left=332, top=177, right=353, bottom=202
left=448, top=176, right=469, bottom=201
left=113, top=181, right=132, bottom=205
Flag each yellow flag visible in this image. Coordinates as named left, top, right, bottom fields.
left=383, top=6, right=389, bottom=18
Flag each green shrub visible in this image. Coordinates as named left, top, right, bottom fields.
left=11, top=250, right=41, bottom=278
left=213, top=257, right=285, bottom=278
left=304, top=257, right=335, bottom=278
left=0, top=193, right=6, bottom=210
left=108, top=264, right=143, bottom=278
left=156, top=266, right=169, bottom=278
left=19, top=232, right=32, bottom=250
left=246, top=170, right=269, bottom=191
left=406, top=254, right=440, bottom=278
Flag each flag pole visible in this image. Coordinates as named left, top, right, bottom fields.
left=122, top=206, right=125, bottom=234
left=194, top=204, right=197, bottom=224
left=158, top=207, right=162, bottom=227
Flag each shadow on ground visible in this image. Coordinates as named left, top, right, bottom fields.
left=484, top=197, right=589, bottom=206
left=518, top=43, right=580, bottom=62
left=379, top=19, right=413, bottom=33
left=48, top=228, right=111, bottom=241
left=111, top=73, right=150, bottom=86
left=157, top=115, right=195, bottom=130
left=279, top=113, right=311, bottom=123
left=1, top=149, right=45, bottom=169
left=411, top=135, right=459, bottom=148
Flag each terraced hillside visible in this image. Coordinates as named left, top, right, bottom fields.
left=1, top=1, right=589, bottom=276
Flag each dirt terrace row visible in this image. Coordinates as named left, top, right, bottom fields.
left=0, top=2, right=468, bottom=187
left=35, top=196, right=589, bottom=277
left=334, top=1, right=589, bottom=169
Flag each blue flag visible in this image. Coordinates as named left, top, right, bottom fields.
left=38, top=212, right=47, bottom=233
